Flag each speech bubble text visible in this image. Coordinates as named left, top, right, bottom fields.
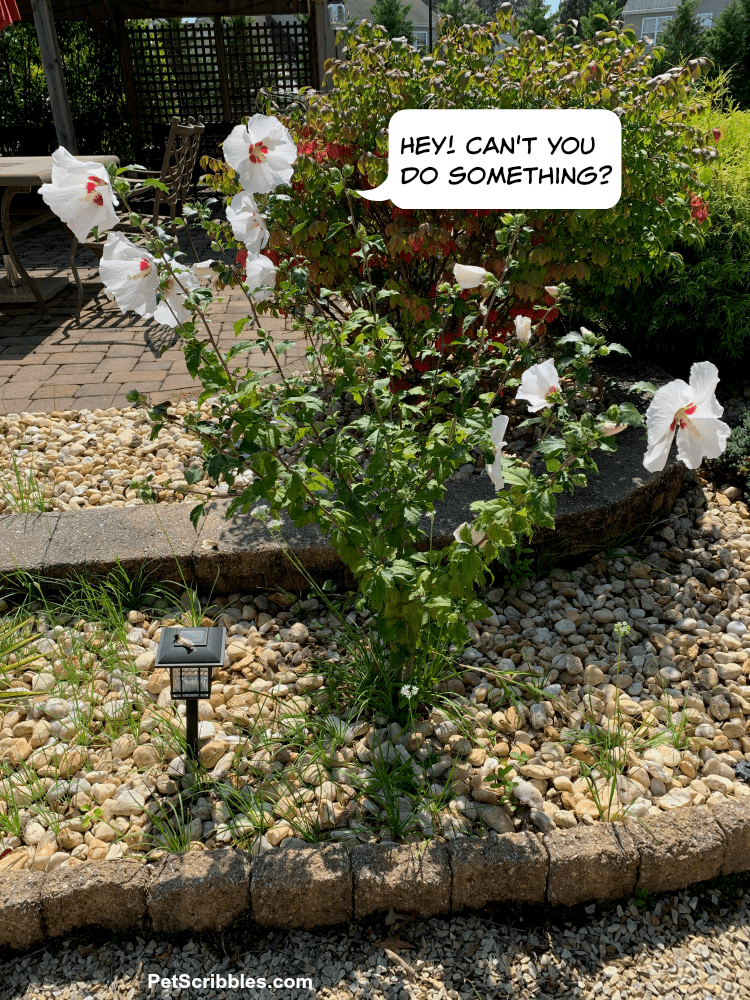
left=357, top=109, right=622, bottom=210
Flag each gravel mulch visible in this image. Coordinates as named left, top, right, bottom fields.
left=3, top=885, right=750, bottom=999
left=2, top=469, right=750, bottom=869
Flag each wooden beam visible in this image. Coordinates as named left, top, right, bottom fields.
left=104, top=1, right=144, bottom=156
left=30, top=0, right=78, bottom=153
left=212, top=16, right=232, bottom=122
left=17, top=0, right=301, bottom=20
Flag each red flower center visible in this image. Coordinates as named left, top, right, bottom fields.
left=670, top=402, right=697, bottom=431
left=139, top=259, right=151, bottom=272
left=248, top=141, right=269, bottom=164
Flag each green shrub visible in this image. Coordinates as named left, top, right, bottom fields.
left=706, top=404, right=750, bottom=487
left=201, top=5, right=716, bottom=378
left=578, top=83, right=750, bottom=368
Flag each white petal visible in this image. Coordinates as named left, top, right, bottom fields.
left=192, top=258, right=218, bottom=275
left=645, top=379, right=691, bottom=448
left=453, top=522, right=470, bottom=542
left=643, top=428, right=674, bottom=473
left=99, top=233, right=158, bottom=317
left=676, top=417, right=731, bottom=468
left=491, top=413, right=509, bottom=449
left=487, top=459, right=504, bottom=491
left=454, top=263, right=489, bottom=289
left=517, top=358, right=559, bottom=412
left=226, top=191, right=270, bottom=255
left=245, top=254, right=277, bottom=302
left=688, top=361, right=723, bottom=417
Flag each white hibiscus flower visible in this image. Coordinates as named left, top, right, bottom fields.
left=643, top=361, right=731, bottom=472
left=39, top=146, right=119, bottom=242
left=517, top=358, right=562, bottom=413
left=487, top=414, right=509, bottom=491
left=226, top=191, right=270, bottom=256
left=99, top=232, right=159, bottom=318
left=453, top=263, right=489, bottom=289
left=244, top=253, right=277, bottom=302
left=222, top=115, right=297, bottom=193
left=153, top=264, right=200, bottom=328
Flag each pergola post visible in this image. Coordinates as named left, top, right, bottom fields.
left=30, top=0, right=77, bottom=153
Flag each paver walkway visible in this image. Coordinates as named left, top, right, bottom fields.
left=0, top=216, right=315, bottom=416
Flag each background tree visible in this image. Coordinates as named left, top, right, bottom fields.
left=579, top=0, right=625, bottom=37
left=705, top=0, right=750, bottom=107
left=655, top=0, right=708, bottom=65
left=369, top=0, right=416, bottom=40
left=438, top=0, right=486, bottom=26
left=516, top=0, right=554, bottom=37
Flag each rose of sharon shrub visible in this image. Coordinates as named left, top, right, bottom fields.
left=200, top=7, right=715, bottom=396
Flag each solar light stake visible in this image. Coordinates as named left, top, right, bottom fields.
left=154, top=626, right=226, bottom=765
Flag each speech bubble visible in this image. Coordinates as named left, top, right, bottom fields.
left=357, top=109, right=622, bottom=210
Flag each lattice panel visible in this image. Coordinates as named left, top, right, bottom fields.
left=126, top=19, right=313, bottom=148
left=223, top=21, right=313, bottom=119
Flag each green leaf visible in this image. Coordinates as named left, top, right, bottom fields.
left=617, top=401, right=645, bottom=427
left=184, top=467, right=203, bottom=485
left=189, top=502, right=206, bottom=531
left=631, top=381, right=658, bottom=396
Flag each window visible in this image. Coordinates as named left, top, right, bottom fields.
left=641, top=14, right=672, bottom=40
left=329, top=3, right=346, bottom=23
left=697, top=12, right=712, bottom=27
left=414, top=29, right=428, bottom=46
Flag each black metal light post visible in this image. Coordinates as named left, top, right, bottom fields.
left=428, top=0, right=433, bottom=51
left=155, top=626, right=226, bottom=762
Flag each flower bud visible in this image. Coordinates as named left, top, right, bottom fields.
left=600, top=421, right=627, bottom=436
left=514, top=315, right=532, bottom=342
left=544, top=285, right=560, bottom=299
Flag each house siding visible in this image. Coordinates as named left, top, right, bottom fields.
left=622, top=0, right=731, bottom=37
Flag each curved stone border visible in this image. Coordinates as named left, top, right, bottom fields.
left=0, top=358, right=683, bottom=594
left=2, top=800, right=749, bottom=952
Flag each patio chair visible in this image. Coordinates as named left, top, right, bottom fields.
left=68, top=115, right=205, bottom=324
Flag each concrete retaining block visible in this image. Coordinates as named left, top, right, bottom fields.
left=0, top=871, right=45, bottom=950
left=252, top=842, right=352, bottom=928
left=544, top=823, right=639, bottom=907
left=147, top=848, right=251, bottom=933
left=625, top=807, right=726, bottom=894
left=41, top=860, right=150, bottom=937
left=351, top=840, right=451, bottom=919
left=709, top=798, right=750, bottom=875
left=449, top=832, right=547, bottom=912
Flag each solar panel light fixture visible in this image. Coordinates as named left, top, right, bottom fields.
left=155, top=626, right=226, bottom=759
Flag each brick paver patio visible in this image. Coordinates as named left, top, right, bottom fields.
left=0, top=216, right=316, bottom=416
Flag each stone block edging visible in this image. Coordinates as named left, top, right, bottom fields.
left=1, top=800, right=748, bottom=952
left=0, top=358, right=683, bottom=594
